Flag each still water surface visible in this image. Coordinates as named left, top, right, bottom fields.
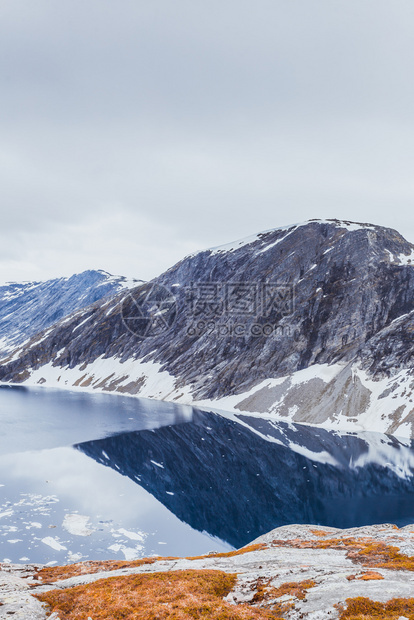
left=1, top=385, right=414, bottom=565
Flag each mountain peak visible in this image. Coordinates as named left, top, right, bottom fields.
left=199, top=218, right=406, bottom=258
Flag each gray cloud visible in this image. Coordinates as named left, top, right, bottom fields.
left=1, top=0, right=414, bottom=282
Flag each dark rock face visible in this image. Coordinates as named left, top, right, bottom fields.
left=76, top=410, right=414, bottom=548
left=152, top=220, right=414, bottom=397
left=2, top=219, right=414, bottom=435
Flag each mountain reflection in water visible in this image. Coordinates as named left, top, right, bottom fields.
left=77, top=409, right=414, bottom=548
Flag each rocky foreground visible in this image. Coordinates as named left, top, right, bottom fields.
left=1, top=523, right=414, bottom=619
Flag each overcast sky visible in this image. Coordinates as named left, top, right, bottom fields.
left=1, top=0, right=414, bottom=283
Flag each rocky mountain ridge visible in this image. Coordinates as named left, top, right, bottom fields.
left=2, top=219, right=414, bottom=437
left=0, top=270, right=141, bottom=358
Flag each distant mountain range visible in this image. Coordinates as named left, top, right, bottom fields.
left=0, top=270, right=141, bottom=356
left=1, top=219, right=414, bottom=438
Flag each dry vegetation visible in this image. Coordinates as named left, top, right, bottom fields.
left=36, top=544, right=267, bottom=584
left=338, top=596, right=414, bottom=619
left=348, top=540, right=414, bottom=571
left=36, top=535, right=414, bottom=588
left=186, top=543, right=267, bottom=561
left=346, top=571, right=384, bottom=581
left=32, top=534, right=414, bottom=619
left=35, top=569, right=284, bottom=620
left=251, top=577, right=315, bottom=615
left=36, top=557, right=160, bottom=584
left=268, top=537, right=414, bottom=571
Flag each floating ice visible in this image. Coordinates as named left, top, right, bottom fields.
left=63, top=513, right=94, bottom=537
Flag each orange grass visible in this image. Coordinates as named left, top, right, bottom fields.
left=37, top=544, right=267, bottom=584
left=268, top=537, right=414, bottom=571
left=35, top=569, right=284, bottom=619
left=252, top=578, right=315, bottom=605
left=36, top=557, right=160, bottom=584
left=271, top=579, right=316, bottom=601
left=338, top=596, right=414, bottom=619
left=186, top=543, right=267, bottom=560
left=348, top=541, right=414, bottom=571
left=347, top=572, right=384, bottom=581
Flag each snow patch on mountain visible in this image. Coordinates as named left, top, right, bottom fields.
left=21, top=354, right=188, bottom=402
left=195, top=363, right=414, bottom=439
left=3, top=219, right=414, bottom=438
left=9, top=352, right=413, bottom=439
left=198, top=219, right=378, bottom=258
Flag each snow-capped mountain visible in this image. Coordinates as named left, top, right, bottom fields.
left=0, top=270, right=141, bottom=358
left=2, top=219, right=414, bottom=437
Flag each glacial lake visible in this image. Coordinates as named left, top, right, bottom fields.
left=1, top=385, right=414, bottom=566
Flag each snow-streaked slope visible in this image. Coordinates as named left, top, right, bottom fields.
left=3, top=219, right=414, bottom=438
left=23, top=355, right=187, bottom=401
left=0, top=270, right=142, bottom=357
left=8, top=354, right=413, bottom=439
left=194, top=218, right=378, bottom=257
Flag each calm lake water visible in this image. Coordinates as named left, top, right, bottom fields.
left=1, top=385, right=414, bottom=566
